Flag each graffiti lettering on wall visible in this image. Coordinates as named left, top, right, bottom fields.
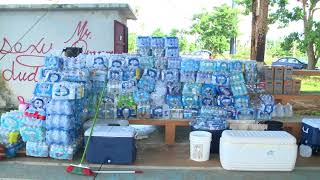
left=0, top=20, right=113, bottom=83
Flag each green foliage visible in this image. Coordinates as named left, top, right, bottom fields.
left=151, top=28, right=166, bottom=36
left=191, top=4, right=239, bottom=55
left=128, top=32, right=137, bottom=53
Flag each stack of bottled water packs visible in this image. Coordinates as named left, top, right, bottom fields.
left=0, top=111, right=25, bottom=158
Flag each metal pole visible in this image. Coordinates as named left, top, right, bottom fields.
left=230, top=0, right=237, bottom=55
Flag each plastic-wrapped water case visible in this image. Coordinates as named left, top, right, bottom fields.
left=151, top=36, right=165, bottom=48
left=20, top=126, right=46, bottom=142
left=155, top=57, right=167, bottom=69
left=214, top=60, right=229, bottom=72
left=117, top=107, right=137, bottom=119
left=212, top=73, right=230, bottom=86
left=108, top=69, right=123, bottom=82
left=162, top=69, right=180, bottom=83
left=200, top=107, right=227, bottom=117
left=200, top=96, right=215, bottom=107
left=46, top=115, right=75, bottom=130
left=44, top=55, right=63, bottom=70
left=182, top=96, right=199, bottom=108
left=46, top=129, right=74, bottom=145
left=182, top=83, right=201, bottom=96
left=64, top=55, right=87, bottom=70
left=52, top=82, right=84, bottom=100
left=201, top=84, right=216, bottom=98
left=122, top=68, right=139, bottom=81
left=236, top=108, right=255, bottom=120
left=0, top=111, right=24, bottom=130
left=225, top=107, right=237, bottom=119
left=165, top=47, right=180, bottom=58
left=152, top=48, right=165, bottom=57
left=126, top=56, right=140, bottom=70
left=26, top=141, right=49, bottom=157
left=44, top=71, right=63, bottom=83
left=216, top=86, right=233, bottom=96
left=133, top=90, right=150, bottom=104
left=137, top=104, right=151, bottom=118
left=180, top=71, right=196, bottom=83
left=137, top=77, right=155, bottom=92
left=121, top=80, right=137, bottom=94
left=49, top=143, right=76, bottom=160
left=229, top=60, right=243, bottom=72
left=181, top=59, right=200, bottom=72
left=0, top=127, right=20, bottom=144
left=199, top=61, right=214, bottom=72
left=229, top=72, right=245, bottom=85
left=117, top=95, right=136, bottom=109
left=231, top=83, right=248, bottom=96
left=196, top=72, right=212, bottom=84
left=39, top=67, right=57, bottom=81
left=164, top=37, right=179, bottom=48
left=90, top=69, right=107, bottom=82
left=256, top=110, right=272, bottom=120
left=166, top=82, right=181, bottom=95
left=166, top=95, right=183, bottom=108
left=86, top=55, right=108, bottom=69
left=33, top=82, right=53, bottom=97
left=137, top=48, right=152, bottom=57
left=107, top=81, right=121, bottom=95
left=151, top=92, right=165, bottom=106
left=183, top=108, right=199, bottom=119
left=108, top=56, right=124, bottom=69
left=217, top=95, right=234, bottom=108
left=143, top=68, right=160, bottom=80
left=151, top=106, right=163, bottom=118
left=234, top=96, right=250, bottom=108
left=139, top=56, right=155, bottom=69
left=47, top=100, right=75, bottom=115
left=5, top=140, right=24, bottom=158
left=137, top=36, right=151, bottom=48
left=24, top=107, right=47, bottom=121
left=170, top=108, right=184, bottom=119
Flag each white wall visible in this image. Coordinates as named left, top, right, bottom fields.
left=0, top=9, right=123, bottom=105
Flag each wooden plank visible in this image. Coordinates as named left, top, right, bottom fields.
left=128, top=119, right=190, bottom=126
left=293, top=70, right=320, bottom=76
left=165, top=124, right=176, bottom=145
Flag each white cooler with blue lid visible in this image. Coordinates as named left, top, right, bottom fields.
left=220, top=130, right=297, bottom=171
left=300, top=118, right=320, bottom=149
left=85, top=125, right=136, bottom=164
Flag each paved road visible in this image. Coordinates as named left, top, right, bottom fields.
left=1, top=162, right=319, bottom=180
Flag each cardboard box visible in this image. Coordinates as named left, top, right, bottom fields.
left=283, top=80, right=293, bottom=95
left=274, top=80, right=284, bottom=94
left=264, top=66, right=274, bottom=81
left=265, top=80, right=274, bottom=94
left=273, top=66, right=284, bottom=81
left=292, top=79, right=301, bottom=95
left=284, top=67, right=293, bottom=80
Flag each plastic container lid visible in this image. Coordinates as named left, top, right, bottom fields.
left=302, top=118, right=320, bottom=129
left=221, top=130, right=296, bottom=145
left=85, top=125, right=135, bottom=138
left=189, top=131, right=212, bottom=142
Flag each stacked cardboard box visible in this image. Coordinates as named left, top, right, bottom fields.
left=263, top=66, right=301, bottom=95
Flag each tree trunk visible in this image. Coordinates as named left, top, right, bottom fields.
left=306, top=43, right=316, bottom=69
left=250, top=0, right=269, bottom=62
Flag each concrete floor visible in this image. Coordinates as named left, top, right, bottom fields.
left=1, top=126, right=320, bottom=180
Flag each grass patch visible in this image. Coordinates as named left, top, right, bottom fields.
left=295, top=76, right=320, bottom=93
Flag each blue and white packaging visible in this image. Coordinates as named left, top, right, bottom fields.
left=182, top=83, right=201, bottom=96
left=166, top=95, right=182, bottom=108
left=164, top=37, right=179, bottom=48
left=107, top=82, right=121, bottom=95
left=170, top=108, right=184, bottom=119
left=121, top=80, right=137, bottom=94
left=133, top=90, right=150, bottom=104
left=165, top=47, right=179, bottom=58
left=20, top=126, right=46, bottom=142
left=33, top=82, right=53, bottom=97
left=180, top=71, right=196, bottom=83
left=86, top=55, right=108, bottom=69
left=142, top=68, right=160, bottom=80
left=151, top=37, right=165, bottom=48
left=90, top=69, right=107, bottom=81
left=117, top=107, right=137, bottom=119
left=49, top=143, right=76, bottom=160
left=181, top=59, right=200, bottom=72
left=26, top=141, right=49, bottom=157
left=182, top=96, right=199, bottom=108
left=63, top=69, right=90, bottom=82
left=52, top=82, right=84, bottom=100
left=64, top=55, right=87, bottom=70
left=139, top=56, right=154, bottom=69
left=109, top=57, right=124, bottom=69
left=234, top=96, right=250, bottom=108
left=166, top=82, right=181, bottom=95
left=183, top=109, right=199, bottom=119
left=229, top=60, right=243, bottom=72
left=229, top=72, right=245, bottom=84
left=137, top=104, right=151, bottom=118
left=196, top=72, right=212, bottom=84
left=5, top=140, right=24, bottom=158
left=212, top=73, right=230, bottom=86
left=217, top=95, right=234, bottom=107
left=151, top=106, right=163, bottom=118
left=137, top=77, right=155, bottom=92
left=216, top=86, right=233, bottom=96
left=201, top=84, right=216, bottom=98
left=46, top=130, right=74, bottom=145
left=215, top=60, right=229, bottom=72
left=167, top=57, right=181, bottom=69
left=200, top=96, right=215, bottom=106
left=0, top=111, right=24, bottom=131
left=137, top=36, right=151, bottom=48
left=46, top=115, right=75, bottom=130
left=126, top=56, right=140, bottom=70
left=44, top=71, right=63, bottom=83
left=155, top=57, right=167, bottom=69
left=236, top=108, right=255, bottom=120
left=231, top=83, right=248, bottom=96
left=162, top=69, right=180, bottom=83
left=44, top=55, right=63, bottom=70
left=199, top=61, right=214, bottom=72
left=108, top=69, right=123, bottom=82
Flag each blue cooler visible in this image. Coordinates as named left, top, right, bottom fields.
left=85, top=125, right=136, bottom=164
left=300, top=118, right=320, bottom=150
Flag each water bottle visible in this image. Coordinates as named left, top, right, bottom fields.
left=49, top=144, right=75, bottom=160
left=299, top=144, right=312, bottom=157
left=162, top=104, right=170, bottom=119
left=275, top=103, right=284, bottom=117
left=283, top=103, right=293, bottom=117
left=26, top=141, right=49, bottom=157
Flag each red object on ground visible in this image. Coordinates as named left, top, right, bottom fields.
left=0, top=144, right=5, bottom=160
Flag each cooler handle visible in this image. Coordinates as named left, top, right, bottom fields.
left=302, top=126, right=309, bottom=134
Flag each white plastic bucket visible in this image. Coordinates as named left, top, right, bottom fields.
left=189, top=131, right=212, bottom=162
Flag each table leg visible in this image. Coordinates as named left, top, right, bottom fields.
left=165, top=124, right=176, bottom=145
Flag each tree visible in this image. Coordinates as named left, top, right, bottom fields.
left=238, top=0, right=320, bottom=69
left=128, top=32, right=137, bottom=53
left=272, top=0, right=320, bottom=69
left=190, top=4, right=239, bottom=55
left=151, top=28, right=166, bottom=36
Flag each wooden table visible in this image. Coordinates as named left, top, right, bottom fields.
left=129, top=119, right=191, bottom=145
left=274, top=94, right=320, bottom=104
